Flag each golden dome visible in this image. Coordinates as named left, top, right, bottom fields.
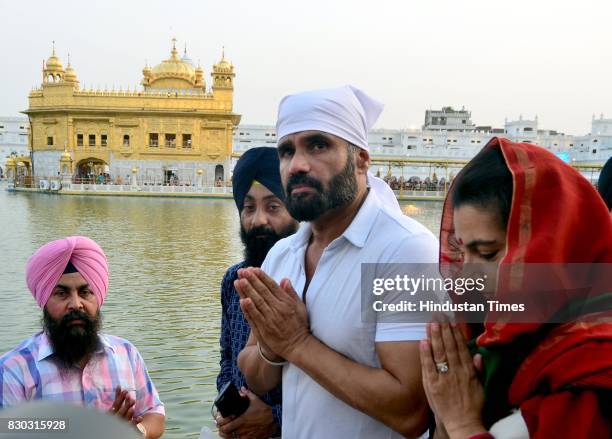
left=64, top=64, right=77, bottom=82
left=5, top=157, right=16, bottom=166
left=149, top=40, right=196, bottom=84
left=60, top=150, right=72, bottom=160
left=213, top=47, right=233, bottom=72
left=215, top=59, right=231, bottom=69
left=46, top=53, right=63, bottom=71
left=45, top=42, right=63, bottom=70
left=151, top=59, right=195, bottom=78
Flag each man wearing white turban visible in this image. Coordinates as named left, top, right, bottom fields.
left=236, top=86, right=438, bottom=438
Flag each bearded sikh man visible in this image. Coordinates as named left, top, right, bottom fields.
left=237, top=86, right=439, bottom=438
left=215, top=147, right=299, bottom=438
left=0, top=236, right=165, bottom=439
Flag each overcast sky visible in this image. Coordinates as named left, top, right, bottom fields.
left=1, top=0, right=610, bottom=134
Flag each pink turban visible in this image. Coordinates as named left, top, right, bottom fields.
left=25, top=236, right=109, bottom=308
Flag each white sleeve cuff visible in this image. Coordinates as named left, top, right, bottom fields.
left=375, top=322, right=427, bottom=342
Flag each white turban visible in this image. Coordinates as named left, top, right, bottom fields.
left=276, top=85, right=402, bottom=214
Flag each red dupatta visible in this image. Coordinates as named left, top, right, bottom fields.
left=439, top=137, right=612, bottom=438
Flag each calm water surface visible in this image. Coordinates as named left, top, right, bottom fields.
left=0, top=188, right=442, bottom=437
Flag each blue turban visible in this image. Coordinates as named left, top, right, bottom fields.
left=598, top=155, right=612, bottom=210
left=232, top=147, right=285, bottom=212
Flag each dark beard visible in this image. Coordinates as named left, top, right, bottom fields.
left=43, top=309, right=101, bottom=370
left=284, top=153, right=357, bottom=222
left=240, top=223, right=297, bottom=267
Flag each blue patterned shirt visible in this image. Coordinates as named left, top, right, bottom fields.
left=217, top=262, right=282, bottom=429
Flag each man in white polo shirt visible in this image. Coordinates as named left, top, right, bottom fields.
left=236, top=85, right=438, bottom=438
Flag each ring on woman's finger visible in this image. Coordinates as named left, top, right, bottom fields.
left=436, top=361, right=449, bottom=373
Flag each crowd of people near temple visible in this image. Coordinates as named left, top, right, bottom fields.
left=1, top=86, right=611, bottom=439
left=383, top=175, right=450, bottom=192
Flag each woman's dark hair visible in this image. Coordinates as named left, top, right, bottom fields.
left=597, top=156, right=612, bottom=210
left=451, top=146, right=514, bottom=229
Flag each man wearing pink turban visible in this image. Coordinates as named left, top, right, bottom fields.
left=0, top=236, right=165, bottom=439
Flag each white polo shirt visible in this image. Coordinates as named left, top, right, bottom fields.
left=261, top=189, right=439, bottom=439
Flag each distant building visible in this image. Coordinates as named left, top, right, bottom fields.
left=231, top=108, right=612, bottom=181
left=570, top=114, right=612, bottom=162
left=0, top=117, right=29, bottom=177
left=423, top=106, right=476, bottom=132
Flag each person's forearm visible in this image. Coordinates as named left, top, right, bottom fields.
left=141, top=413, right=164, bottom=439
left=217, top=350, right=233, bottom=391
left=237, top=345, right=283, bottom=395
left=288, top=335, right=428, bottom=437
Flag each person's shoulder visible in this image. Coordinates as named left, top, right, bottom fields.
left=223, top=261, right=246, bottom=282
left=98, top=333, right=142, bottom=357
left=99, top=334, right=157, bottom=370
left=275, top=232, right=299, bottom=252
left=100, top=333, right=132, bottom=347
left=372, top=206, right=439, bottom=263
left=0, top=333, right=43, bottom=369
left=261, top=230, right=302, bottom=274
left=265, top=232, right=299, bottom=261
left=376, top=204, right=438, bottom=241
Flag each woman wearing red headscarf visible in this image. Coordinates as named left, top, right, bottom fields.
left=420, top=137, right=612, bottom=439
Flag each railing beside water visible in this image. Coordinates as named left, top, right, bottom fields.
left=394, top=190, right=447, bottom=198
left=10, top=178, right=447, bottom=199
left=63, top=183, right=233, bottom=195
left=10, top=177, right=448, bottom=198
left=13, top=176, right=37, bottom=188
left=11, top=177, right=233, bottom=194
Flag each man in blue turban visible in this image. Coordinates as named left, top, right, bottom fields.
left=215, top=147, right=299, bottom=438
left=597, top=155, right=612, bottom=211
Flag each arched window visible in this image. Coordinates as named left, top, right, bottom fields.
left=215, top=165, right=224, bottom=184
left=123, top=134, right=130, bottom=147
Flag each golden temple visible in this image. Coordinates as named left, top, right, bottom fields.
left=19, top=39, right=240, bottom=186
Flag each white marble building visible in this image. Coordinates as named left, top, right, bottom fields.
left=0, top=117, right=30, bottom=177
left=231, top=110, right=612, bottom=182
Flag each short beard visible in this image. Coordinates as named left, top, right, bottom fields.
left=284, top=151, right=357, bottom=222
left=240, top=223, right=297, bottom=267
left=43, top=308, right=101, bottom=371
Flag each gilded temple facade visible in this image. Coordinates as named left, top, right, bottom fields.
left=24, top=40, right=240, bottom=185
